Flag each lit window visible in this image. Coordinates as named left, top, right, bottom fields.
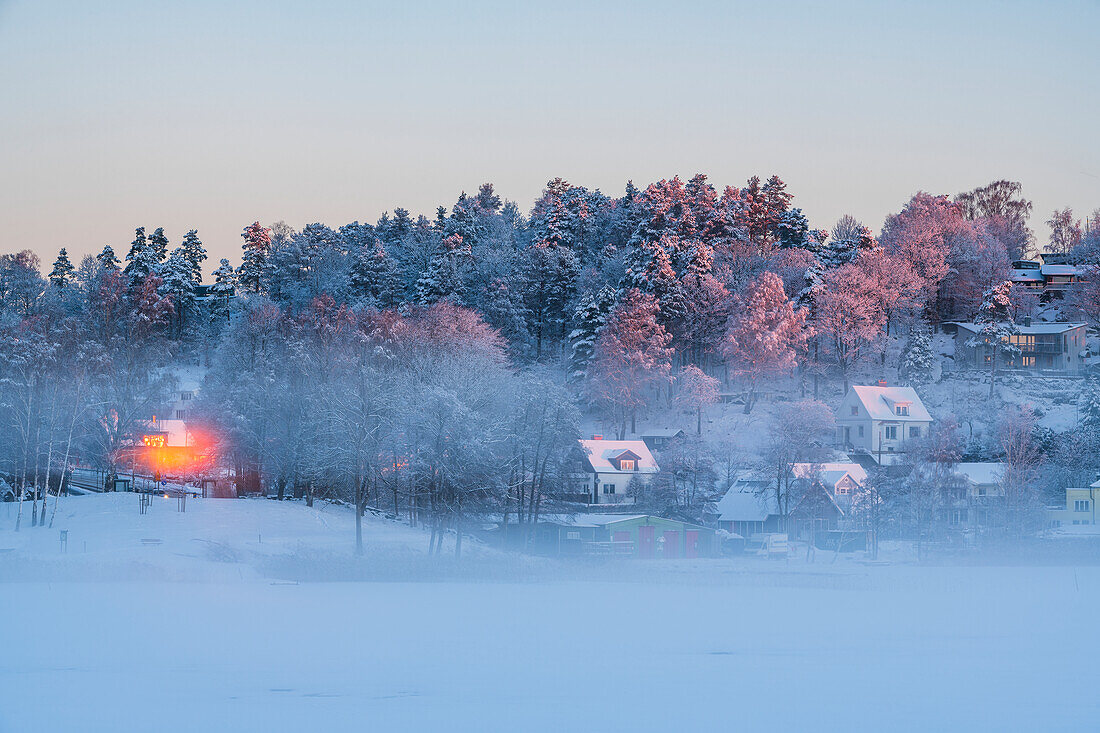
left=620, top=459, right=635, bottom=471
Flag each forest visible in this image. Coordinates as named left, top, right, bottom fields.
left=2, top=175, right=1099, bottom=550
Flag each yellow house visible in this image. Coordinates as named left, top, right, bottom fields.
left=1048, top=481, right=1099, bottom=527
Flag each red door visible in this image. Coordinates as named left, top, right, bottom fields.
left=662, top=531, right=680, bottom=559
left=685, top=530, right=699, bottom=558
left=638, top=525, right=656, bottom=559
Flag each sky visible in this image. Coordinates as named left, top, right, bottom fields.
left=1, top=0, right=1098, bottom=270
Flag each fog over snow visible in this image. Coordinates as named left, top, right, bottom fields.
left=2, top=495, right=1098, bottom=733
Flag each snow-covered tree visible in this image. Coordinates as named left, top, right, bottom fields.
left=966, top=280, right=1018, bottom=398
left=148, top=227, right=169, bottom=264
left=48, top=248, right=74, bottom=288
left=585, top=289, right=673, bottom=438
left=96, top=245, right=120, bottom=271
left=209, top=258, right=236, bottom=323
left=159, top=249, right=195, bottom=337
left=723, top=271, right=810, bottom=412
left=416, top=233, right=471, bottom=305
left=238, top=221, right=272, bottom=293
left=675, top=365, right=720, bottom=434
left=568, top=285, right=617, bottom=380
left=350, top=241, right=403, bottom=308
left=179, top=229, right=207, bottom=285
left=124, top=227, right=159, bottom=287
left=898, top=325, right=936, bottom=386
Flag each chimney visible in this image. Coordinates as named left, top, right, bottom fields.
left=877, top=379, right=887, bottom=387
left=591, top=434, right=603, bottom=440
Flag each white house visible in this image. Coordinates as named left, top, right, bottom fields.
left=835, top=385, right=933, bottom=465
left=576, top=438, right=660, bottom=505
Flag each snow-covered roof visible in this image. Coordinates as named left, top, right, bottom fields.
left=1009, top=270, right=1044, bottom=283
left=953, top=462, right=1004, bottom=486
left=849, top=385, right=932, bottom=422
left=716, top=486, right=778, bottom=522
left=537, top=513, right=649, bottom=527
left=578, top=439, right=660, bottom=473
left=952, top=321, right=1085, bottom=335
left=792, top=462, right=868, bottom=486
left=1040, top=264, right=1083, bottom=277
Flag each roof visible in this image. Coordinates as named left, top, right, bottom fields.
left=578, top=439, right=659, bottom=473
left=1007, top=267, right=1042, bottom=280
left=952, top=321, right=1085, bottom=335
left=848, top=385, right=932, bottom=422
left=716, top=485, right=779, bottom=522
left=1040, top=264, right=1083, bottom=277
left=792, top=462, right=868, bottom=486
left=953, top=462, right=1004, bottom=486
left=534, top=513, right=707, bottom=530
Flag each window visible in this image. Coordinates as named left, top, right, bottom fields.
left=566, top=531, right=580, bottom=540
left=858, top=425, right=864, bottom=438
left=909, top=426, right=920, bottom=438
left=884, top=426, right=898, bottom=440
left=175, top=410, right=187, bottom=420
left=180, top=391, right=193, bottom=401
left=1075, top=500, right=1090, bottom=512
left=620, top=459, right=635, bottom=471
left=602, top=483, right=615, bottom=495
left=978, top=486, right=986, bottom=497
left=836, top=486, right=850, bottom=496
left=896, top=405, right=909, bottom=416
left=850, top=406, right=859, bottom=416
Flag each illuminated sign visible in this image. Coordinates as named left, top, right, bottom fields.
left=142, top=434, right=167, bottom=447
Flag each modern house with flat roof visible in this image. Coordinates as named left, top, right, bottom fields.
left=951, top=320, right=1086, bottom=374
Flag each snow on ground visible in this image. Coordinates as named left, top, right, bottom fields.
left=2, top=495, right=1100, bottom=732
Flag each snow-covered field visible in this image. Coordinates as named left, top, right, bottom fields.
left=2, top=495, right=1099, bottom=732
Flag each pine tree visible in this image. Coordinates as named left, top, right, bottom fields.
left=350, top=242, right=403, bottom=308
left=966, top=281, right=1018, bottom=398
left=1079, top=377, right=1100, bottom=435
left=238, top=221, right=272, bottom=293
left=159, top=249, right=195, bottom=337
left=210, top=258, right=236, bottom=323
left=148, top=227, right=170, bottom=263
left=568, top=285, right=618, bottom=380
left=416, top=234, right=471, bottom=305
left=48, top=248, right=75, bottom=287
left=97, top=244, right=120, bottom=271
left=179, top=229, right=207, bottom=285
left=899, top=325, right=937, bottom=386
left=124, top=227, right=159, bottom=287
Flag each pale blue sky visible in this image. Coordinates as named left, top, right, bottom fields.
left=1, top=0, right=1098, bottom=267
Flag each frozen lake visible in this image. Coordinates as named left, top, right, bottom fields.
left=2, top=570, right=1099, bottom=732
left=2, top=495, right=1098, bottom=731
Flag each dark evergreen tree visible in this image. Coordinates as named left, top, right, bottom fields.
left=179, top=229, right=207, bottom=285
left=48, top=248, right=74, bottom=287
left=96, top=244, right=120, bottom=270
left=238, top=221, right=272, bottom=293
left=124, top=227, right=159, bottom=287
left=148, top=226, right=170, bottom=263
left=568, top=285, right=617, bottom=380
